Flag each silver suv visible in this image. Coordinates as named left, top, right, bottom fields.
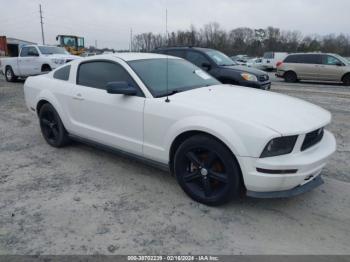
left=276, top=53, right=350, bottom=85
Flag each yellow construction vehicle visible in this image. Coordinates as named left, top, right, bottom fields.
left=56, top=35, right=85, bottom=56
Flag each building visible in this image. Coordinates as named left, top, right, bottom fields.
left=0, top=36, right=37, bottom=57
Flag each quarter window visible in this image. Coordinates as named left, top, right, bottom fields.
left=77, top=61, right=142, bottom=96
left=53, top=65, right=71, bottom=81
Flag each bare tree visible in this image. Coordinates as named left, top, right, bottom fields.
left=131, top=23, right=350, bottom=57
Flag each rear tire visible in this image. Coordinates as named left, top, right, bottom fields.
left=284, top=71, right=298, bottom=83
left=343, top=74, right=350, bottom=86
left=39, top=103, right=70, bottom=147
left=5, top=67, right=17, bottom=82
left=173, top=135, right=241, bottom=206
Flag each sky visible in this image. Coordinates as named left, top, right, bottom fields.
left=0, top=0, right=349, bottom=49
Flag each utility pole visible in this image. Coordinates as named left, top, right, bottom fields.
left=39, top=4, right=45, bottom=45
left=165, top=8, right=168, bottom=46
left=129, top=28, right=133, bottom=52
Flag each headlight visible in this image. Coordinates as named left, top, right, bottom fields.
left=241, top=73, right=258, bottom=82
left=52, top=59, right=65, bottom=65
left=260, top=136, right=298, bottom=158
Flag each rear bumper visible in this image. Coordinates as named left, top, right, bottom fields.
left=276, top=70, right=285, bottom=78
left=247, top=175, right=324, bottom=198
left=238, top=130, right=336, bottom=195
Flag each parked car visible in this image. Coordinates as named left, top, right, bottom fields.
left=230, top=55, right=250, bottom=66
left=154, top=47, right=271, bottom=90
left=276, top=53, right=350, bottom=85
left=0, top=45, right=79, bottom=82
left=24, top=53, right=336, bottom=205
left=262, top=52, right=288, bottom=71
left=246, top=57, right=265, bottom=70
left=81, top=52, right=98, bottom=57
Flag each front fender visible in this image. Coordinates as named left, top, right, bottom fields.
left=164, top=116, right=248, bottom=158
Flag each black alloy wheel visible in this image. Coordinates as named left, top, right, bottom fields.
left=174, top=135, right=241, bottom=206
left=39, top=103, right=70, bottom=147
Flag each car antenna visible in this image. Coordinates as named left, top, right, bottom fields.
left=165, top=8, right=170, bottom=103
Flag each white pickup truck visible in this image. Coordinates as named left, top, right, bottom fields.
left=0, top=45, right=79, bottom=82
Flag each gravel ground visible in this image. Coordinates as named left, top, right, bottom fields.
left=0, top=75, right=349, bottom=255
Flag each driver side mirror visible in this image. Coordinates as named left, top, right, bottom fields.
left=201, top=62, right=211, bottom=71
left=335, top=62, right=343, bottom=66
left=106, top=81, right=137, bottom=96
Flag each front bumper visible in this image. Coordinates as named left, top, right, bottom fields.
left=247, top=175, right=324, bottom=198
left=241, top=80, right=271, bottom=90
left=238, top=130, right=336, bottom=196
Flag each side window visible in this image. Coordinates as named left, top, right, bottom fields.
left=186, top=51, right=210, bottom=68
left=77, top=61, right=143, bottom=96
left=300, top=55, right=321, bottom=64
left=323, top=55, right=341, bottom=66
left=27, top=47, right=39, bottom=57
left=53, top=65, right=71, bottom=81
left=167, top=50, right=185, bottom=58
left=284, top=55, right=300, bottom=63
left=20, top=47, right=29, bottom=57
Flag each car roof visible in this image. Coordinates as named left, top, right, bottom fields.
left=155, top=46, right=214, bottom=52
left=287, top=52, right=333, bottom=56
left=80, top=52, right=182, bottom=62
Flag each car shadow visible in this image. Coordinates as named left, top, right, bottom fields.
left=71, top=140, right=311, bottom=210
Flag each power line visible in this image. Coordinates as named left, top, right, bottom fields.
left=39, top=4, right=45, bottom=45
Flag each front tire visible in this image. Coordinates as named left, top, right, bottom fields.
left=343, top=74, right=350, bottom=86
left=5, top=67, right=17, bottom=82
left=174, top=135, right=241, bottom=206
left=39, top=103, right=70, bottom=147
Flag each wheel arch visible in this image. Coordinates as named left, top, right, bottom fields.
left=341, top=72, right=350, bottom=82
left=284, top=70, right=297, bottom=76
left=168, top=129, right=246, bottom=190
left=36, top=99, right=50, bottom=116
left=35, top=91, right=70, bottom=131
left=41, top=64, right=52, bottom=72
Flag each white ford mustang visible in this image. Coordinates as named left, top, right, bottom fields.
left=24, top=53, right=336, bottom=206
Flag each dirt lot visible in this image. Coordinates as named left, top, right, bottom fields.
left=0, top=75, right=349, bottom=255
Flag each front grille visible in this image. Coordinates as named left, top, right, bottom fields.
left=259, top=75, right=269, bottom=82
left=301, top=128, right=324, bottom=151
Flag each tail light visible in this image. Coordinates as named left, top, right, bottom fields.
left=276, top=61, right=283, bottom=68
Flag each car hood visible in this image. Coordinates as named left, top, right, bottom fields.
left=221, top=65, right=266, bottom=75
left=43, top=54, right=80, bottom=60
left=171, top=85, right=331, bottom=136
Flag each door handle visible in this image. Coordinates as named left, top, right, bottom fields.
left=73, top=93, right=84, bottom=101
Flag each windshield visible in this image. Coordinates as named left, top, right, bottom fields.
left=205, top=50, right=236, bottom=66
left=38, top=46, right=68, bottom=55
left=128, top=58, right=220, bottom=97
